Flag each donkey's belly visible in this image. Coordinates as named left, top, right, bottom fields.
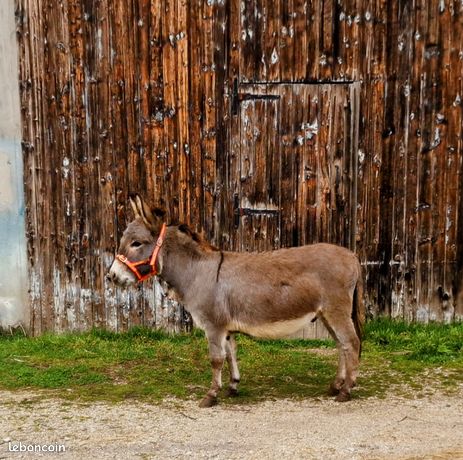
left=227, top=313, right=317, bottom=339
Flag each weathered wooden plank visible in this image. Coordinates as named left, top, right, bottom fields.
left=176, top=0, right=190, bottom=226
left=236, top=98, right=280, bottom=251
left=239, top=0, right=257, bottom=82
left=161, top=0, right=178, bottom=224
left=201, top=0, right=217, bottom=240
left=279, top=88, right=298, bottom=247
left=429, top=0, right=449, bottom=322
left=320, top=0, right=334, bottom=80
left=300, top=86, right=318, bottom=246
left=305, top=0, right=321, bottom=80
left=449, top=0, right=463, bottom=320
left=149, top=0, right=166, bottom=208
left=316, top=85, right=332, bottom=243
left=45, top=0, right=70, bottom=331
left=293, top=85, right=308, bottom=245
left=387, top=0, right=412, bottom=320
left=265, top=0, right=281, bottom=81
left=213, top=0, right=229, bottom=248
left=187, top=0, right=202, bottom=234
left=279, top=0, right=294, bottom=81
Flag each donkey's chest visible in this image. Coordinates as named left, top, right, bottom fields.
left=227, top=313, right=316, bottom=339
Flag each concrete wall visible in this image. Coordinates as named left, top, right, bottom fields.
left=0, top=0, right=28, bottom=329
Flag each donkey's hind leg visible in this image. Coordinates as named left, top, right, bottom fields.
left=225, top=333, right=240, bottom=396
left=199, top=328, right=228, bottom=408
left=321, top=310, right=360, bottom=402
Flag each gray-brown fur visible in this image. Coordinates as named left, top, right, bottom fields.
left=108, top=195, right=365, bottom=406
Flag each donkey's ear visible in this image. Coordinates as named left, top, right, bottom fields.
left=129, top=194, right=141, bottom=219
left=152, top=207, right=166, bottom=220
left=130, top=194, right=165, bottom=231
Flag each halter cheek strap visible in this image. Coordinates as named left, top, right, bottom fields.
left=116, top=223, right=167, bottom=282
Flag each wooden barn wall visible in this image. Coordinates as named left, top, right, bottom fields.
left=16, top=0, right=217, bottom=334
left=16, top=0, right=463, bottom=333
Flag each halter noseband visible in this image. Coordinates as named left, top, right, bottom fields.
left=115, top=223, right=167, bottom=282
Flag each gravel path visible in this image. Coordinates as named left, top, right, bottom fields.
left=1, top=389, right=463, bottom=459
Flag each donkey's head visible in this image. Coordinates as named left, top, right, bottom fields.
left=108, top=194, right=166, bottom=286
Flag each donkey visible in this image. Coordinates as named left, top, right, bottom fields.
left=108, top=194, right=365, bottom=407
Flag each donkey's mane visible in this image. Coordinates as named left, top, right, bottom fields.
left=177, top=223, right=219, bottom=252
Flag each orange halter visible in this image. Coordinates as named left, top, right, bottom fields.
left=115, top=223, right=167, bottom=282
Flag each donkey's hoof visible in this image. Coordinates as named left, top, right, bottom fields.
left=199, top=395, right=218, bottom=408
left=335, top=391, right=351, bottom=402
left=227, top=387, right=239, bottom=397
left=327, top=384, right=341, bottom=396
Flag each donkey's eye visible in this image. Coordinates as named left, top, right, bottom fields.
left=131, top=241, right=142, bottom=248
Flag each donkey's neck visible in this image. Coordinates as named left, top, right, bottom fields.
left=159, top=228, right=218, bottom=300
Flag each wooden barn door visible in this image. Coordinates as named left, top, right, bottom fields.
left=230, top=94, right=281, bottom=251
left=229, top=83, right=360, bottom=252
left=227, top=83, right=360, bottom=338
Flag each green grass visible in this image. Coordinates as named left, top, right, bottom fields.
left=0, top=320, right=462, bottom=404
left=360, top=319, right=463, bottom=398
left=365, top=319, right=463, bottom=362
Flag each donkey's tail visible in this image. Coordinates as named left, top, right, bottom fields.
left=352, top=259, right=365, bottom=358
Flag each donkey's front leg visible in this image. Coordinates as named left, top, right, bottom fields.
left=225, top=333, right=240, bottom=396
left=199, top=328, right=227, bottom=408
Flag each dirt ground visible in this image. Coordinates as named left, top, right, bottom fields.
left=1, top=389, right=463, bottom=460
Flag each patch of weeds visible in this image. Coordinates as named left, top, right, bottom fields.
left=362, top=319, right=463, bottom=397
left=365, top=318, right=463, bottom=363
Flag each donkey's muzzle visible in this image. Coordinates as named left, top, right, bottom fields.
left=107, top=259, right=138, bottom=286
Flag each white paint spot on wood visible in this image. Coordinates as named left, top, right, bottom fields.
left=398, top=36, right=405, bottom=51
left=97, top=28, right=103, bottom=60
left=432, top=127, right=441, bottom=149
left=358, top=149, right=365, bottom=165
left=53, top=267, right=64, bottom=329
left=302, top=119, right=319, bottom=140
left=445, top=205, right=453, bottom=244
left=62, top=156, right=70, bottom=179
left=271, top=48, right=279, bottom=64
